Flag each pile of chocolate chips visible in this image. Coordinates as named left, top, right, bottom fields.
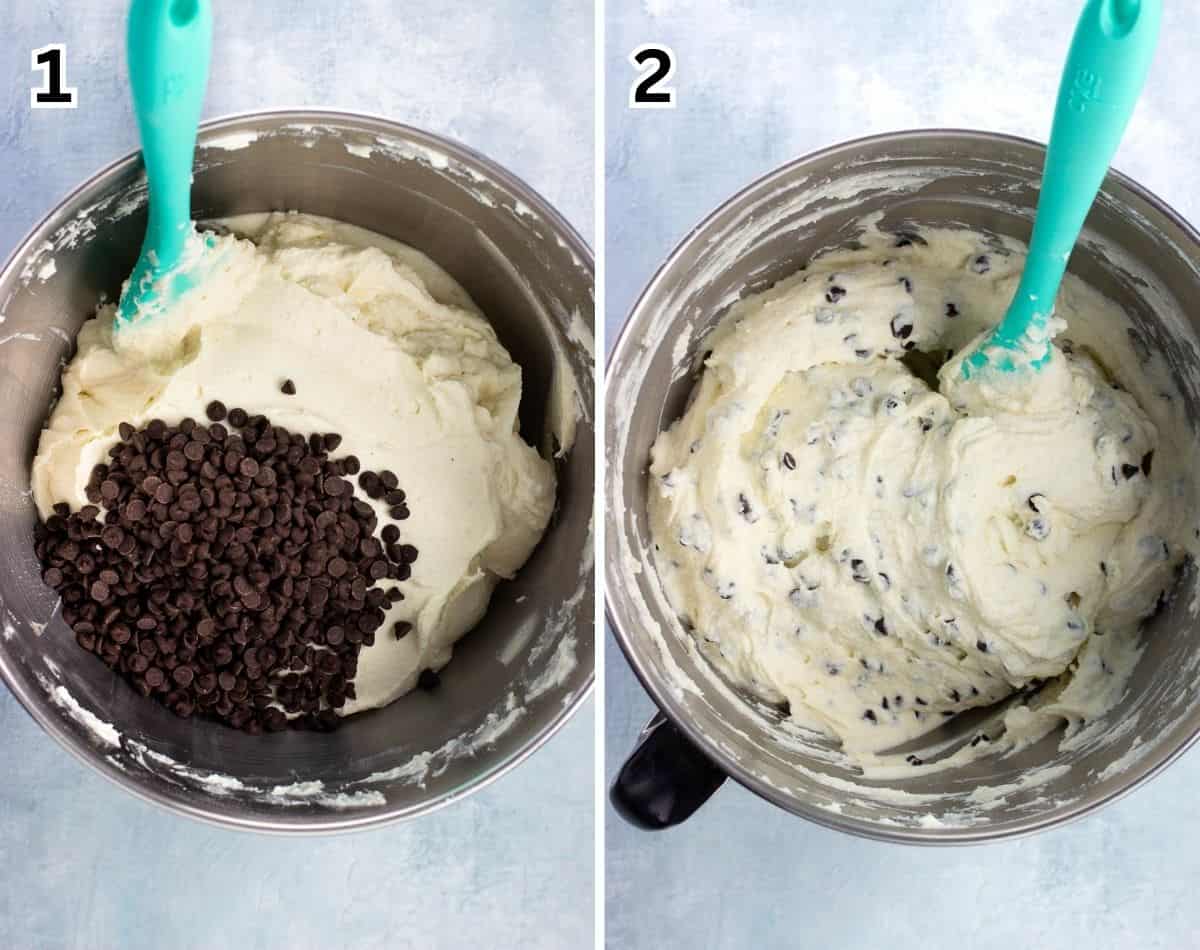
left=34, top=401, right=418, bottom=734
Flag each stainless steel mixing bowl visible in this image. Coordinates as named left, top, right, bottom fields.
left=606, top=129, right=1200, bottom=842
left=0, top=110, right=594, bottom=832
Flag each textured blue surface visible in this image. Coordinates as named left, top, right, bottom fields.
left=605, top=2, right=1200, bottom=948
left=0, top=4, right=593, bottom=949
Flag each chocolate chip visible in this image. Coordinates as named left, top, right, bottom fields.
left=359, top=472, right=382, bottom=498
left=417, top=668, right=440, bottom=691
left=393, top=621, right=412, bottom=640
left=890, top=313, right=914, bottom=340
left=381, top=524, right=400, bottom=544
left=1121, top=463, right=1140, bottom=480
left=205, top=401, right=227, bottom=422
left=379, top=470, right=399, bottom=491
left=280, top=379, right=296, bottom=395
left=945, top=302, right=960, bottom=318
left=825, top=285, right=846, bottom=304
left=34, top=410, right=415, bottom=734
left=1142, top=450, right=1154, bottom=477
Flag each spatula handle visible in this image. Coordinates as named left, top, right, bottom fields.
left=127, top=0, right=213, bottom=273
left=999, top=0, right=1161, bottom=347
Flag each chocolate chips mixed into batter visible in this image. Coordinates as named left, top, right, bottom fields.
left=648, top=225, right=1195, bottom=766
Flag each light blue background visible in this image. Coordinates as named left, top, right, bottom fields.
left=0, top=4, right=594, bottom=949
left=606, top=3, right=1200, bottom=949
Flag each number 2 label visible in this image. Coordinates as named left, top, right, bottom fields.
left=629, top=44, right=676, bottom=109
left=31, top=44, right=78, bottom=110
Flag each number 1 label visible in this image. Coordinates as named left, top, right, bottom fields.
left=31, top=44, right=78, bottom=110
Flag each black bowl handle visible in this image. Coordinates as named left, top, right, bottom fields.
left=610, top=712, right=727, bottom=829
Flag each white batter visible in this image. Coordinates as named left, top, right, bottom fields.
left=33, top=212, right=555, bottom=715
left=649, top=226, right=1194, bottom=762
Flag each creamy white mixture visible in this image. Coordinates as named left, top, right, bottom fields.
left=648, top=227, right=1194, bottom=764
left=33, top=212, right=555, bottom=715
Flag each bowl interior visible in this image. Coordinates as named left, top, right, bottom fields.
left=606, top=130, right=1200, bottom=840
left=0, top=113, right=594, bottom=830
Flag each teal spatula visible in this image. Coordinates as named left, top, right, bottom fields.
left=116, top=0, right=213, bottom=326
left=961, top=0, right=1160, bottom=378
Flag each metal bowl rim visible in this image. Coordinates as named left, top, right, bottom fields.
left=0, top=107, right=595, bottom=835
left=604, top=126, right=1200, bottom=844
